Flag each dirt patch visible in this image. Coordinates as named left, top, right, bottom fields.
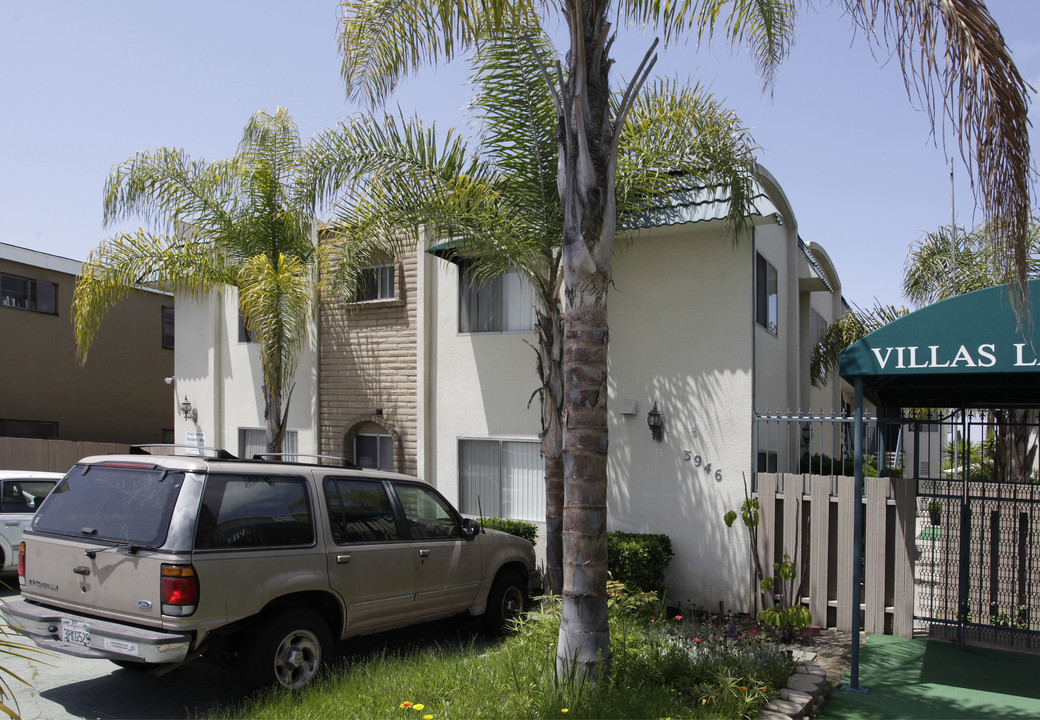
left=789, top=628, right=867, bottom=697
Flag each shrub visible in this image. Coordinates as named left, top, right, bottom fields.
left=481, top=517, right=538, bottom=546
left=607, top=531, right=674, bottom=594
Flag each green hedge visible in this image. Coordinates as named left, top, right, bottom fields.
left=607, top=531, right=674, bottom=594
left=481, top=517, right=538, bottom=546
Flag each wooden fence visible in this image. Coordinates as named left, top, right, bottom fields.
left=755, top=472, right=917, bottom=637
left=0, top=437, right=126, bottom=473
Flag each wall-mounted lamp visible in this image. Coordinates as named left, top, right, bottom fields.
left=647, top=402, right=663, bottom=443
left=180, top=396, right=198, bottom=423
left=801, top=422, right=812, bottom=446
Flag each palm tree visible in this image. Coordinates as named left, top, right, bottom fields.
left=338, top=0, right=1033, bottom=680
left=310, top=23, right=758, bottom=596
left=74, top=108, right=327, bottom=454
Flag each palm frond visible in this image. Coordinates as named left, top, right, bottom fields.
left=810, top=302, right=909, bottom=387
left=72, top=231, right=232, bottom=362
left=842, top=0, right=1034, bottom=312
left=338, top=0, right=539, bottom=107
left=904, top=217, right=1040, bottom=307
left=238, top=253, right=312, bottom=400
left=617, top=78, right=759, bottom=239
left=621, top=0, right=796, bottom=88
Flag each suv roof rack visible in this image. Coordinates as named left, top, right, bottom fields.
left=129, top=444, right=239, bottom=460
left=251, top=453, right=359, bottom=469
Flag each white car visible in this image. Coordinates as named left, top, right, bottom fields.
left=0, top=470, right=62, bottom=572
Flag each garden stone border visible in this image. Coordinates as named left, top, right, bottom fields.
left=759, top=650, right=827, bottom=720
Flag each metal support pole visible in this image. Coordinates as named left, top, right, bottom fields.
left=843, top=377, right=868, bottom=693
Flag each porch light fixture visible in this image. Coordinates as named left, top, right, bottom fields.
left=647, top=402, right=663, bottom=442
left=180, top=396, right=198, bottom=423
left=801, top=422, right=812, bottom=446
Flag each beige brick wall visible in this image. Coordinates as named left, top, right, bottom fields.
left=318, top=244, right=419, bottom=476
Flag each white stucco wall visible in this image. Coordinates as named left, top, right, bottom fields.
left=753, top=222, right=793, bottom=414
left=423, top=257, right=542, bottom=508
left=607, top=222, right=755, bottom=612
left=172, top=287, right=319, bottom=457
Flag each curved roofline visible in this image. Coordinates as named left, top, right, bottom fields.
left=755, top=165, right=797, bottom=234
left=804, top=242, right=842, bottom=293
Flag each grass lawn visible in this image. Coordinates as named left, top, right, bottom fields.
left=217, top=587, right=795, bottom=720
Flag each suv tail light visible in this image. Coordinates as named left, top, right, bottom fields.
left=17, top=542, right=25, bottom=587
left=161, top=564, right=199, bottom=616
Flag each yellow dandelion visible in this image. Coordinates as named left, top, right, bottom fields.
left=424, top=716, right=433, bottom=720
left=414, top=705, right=425, bottom=711
left=561, top=710, right=569, bottom=714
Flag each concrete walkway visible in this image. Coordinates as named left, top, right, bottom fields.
left=819, top=634, right=1040, bottom=719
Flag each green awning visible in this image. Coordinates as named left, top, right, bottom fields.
left=839, top=280, right=1040, bottom=408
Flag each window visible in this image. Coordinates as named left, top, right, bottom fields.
left=194, top=473, right=314, bottom=549
left=355, top=433, right=394, bottom=471
left=394, top=482, right=462, bottom=540
left=355, top=265, right=396, bottom=302
left=162, top=306, right=175, bottom=349
left=34, top=464, right=183, bottom=546
left=755, top=253, right=778, bottom=335
left=1, top=479, right=57, bottom=513
left=459, top=439, right=543, bottom=522
left=1, top=273, right=56, bottom=314
left=238, top=310, right=253, bottom=343
left=458, top=266, right=535, bottom=333
left=238, top=428, right=298, bottom=461
left=0, top=419, right=58, bottom=439
left=324, top=478, right=399, bottom=543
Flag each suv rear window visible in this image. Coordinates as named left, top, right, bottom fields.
left=32, top=464, right=184, bottom=546
left=195, top=474, right=314, bottom=550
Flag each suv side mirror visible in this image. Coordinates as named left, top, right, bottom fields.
left=461, top=517, right=481, bottom=540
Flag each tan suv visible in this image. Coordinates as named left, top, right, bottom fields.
left=1, top=448, right=539, bottom=689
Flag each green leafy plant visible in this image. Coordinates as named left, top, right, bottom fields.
left=756, top=555, right=811, bottom=642
left=606, top=532, right=674, bottom=594
left=481, top=517, right=538, bottom=546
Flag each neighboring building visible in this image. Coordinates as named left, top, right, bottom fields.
left=0, top=243, right=174, bottom=448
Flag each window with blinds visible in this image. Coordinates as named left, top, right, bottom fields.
left=458, top=438, right=543, bottom=522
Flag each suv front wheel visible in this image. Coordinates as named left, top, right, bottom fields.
left=483, top=572, right=527, bottom=633
left=240, top=609, right=333, bottom=689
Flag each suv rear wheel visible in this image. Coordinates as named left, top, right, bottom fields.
left=240, top=609, right=332, bottom=689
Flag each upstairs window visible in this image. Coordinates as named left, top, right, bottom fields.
left=355, top=265, right=396, bottom=302
left=458, top=265, right=535, bottom=333
left=238, top=309, right=253, bottom=343
left=0, top=419, right=58, bottom=439
left=162, top=306, right=175, bottom=349
left=755, top=253, right=778, bottom=335
left=1, top=273, right=56, bottom=314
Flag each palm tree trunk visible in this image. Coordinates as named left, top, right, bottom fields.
left=554, top=0, right=616, bottom=684
left=535, top=307, right=565, bottom=595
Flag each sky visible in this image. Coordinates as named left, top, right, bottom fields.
left=2, top=1, right=1039, bottom=311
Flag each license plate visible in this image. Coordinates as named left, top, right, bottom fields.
left=61, top=619, right=90, bottom=647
